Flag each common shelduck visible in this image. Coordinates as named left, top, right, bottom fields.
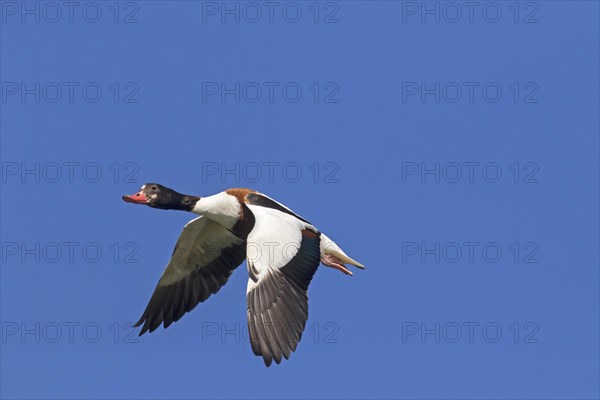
left=122, top=184, right=364, bottom=366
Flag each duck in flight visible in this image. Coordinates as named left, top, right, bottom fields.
left=122, top=184, right=364, bottom=366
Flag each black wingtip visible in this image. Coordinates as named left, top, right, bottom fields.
left=134, top=316, right=152, bottom=336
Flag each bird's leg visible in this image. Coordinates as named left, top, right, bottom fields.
left=321, top=254, right=353, bottom=276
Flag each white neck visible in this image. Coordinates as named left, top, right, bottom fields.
left=191, top=192, right=241, bottom=228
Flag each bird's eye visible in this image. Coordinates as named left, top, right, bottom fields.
left=151, top=185, right=157, bottom=191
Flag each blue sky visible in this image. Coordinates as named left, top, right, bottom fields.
left=1, top=1, right=598, bottom=399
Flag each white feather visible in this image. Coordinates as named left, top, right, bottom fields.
left=192, top=192, right=241, bottom=228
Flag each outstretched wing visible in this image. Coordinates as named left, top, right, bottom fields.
left=135, top=216, right=246, bottom=335
left=245, top=204, right=321, bottom=366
